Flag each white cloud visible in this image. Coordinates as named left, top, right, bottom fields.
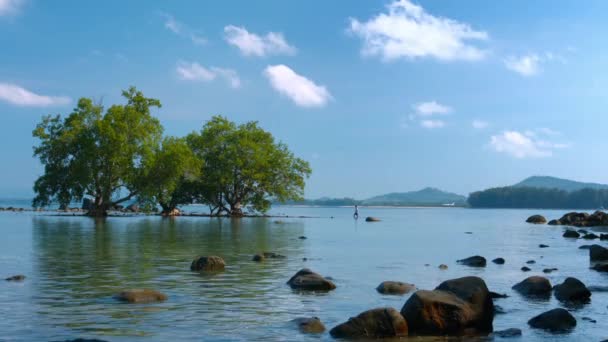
left=420, top=119, right=445, bottom=129
left=472, top=120, right=489, bottom=129
left=489, top=130, right=568, bottom=158
left=0, top=0, right=23, bottom=16
left=0, top=83, right=70, bottom=107
left=263, top=64, right=331, bottom=107
left=348, top=0, right=488, bottom=62
left=504, top=54, right=540, bottom=76
left=414, top=101, right=451, bottom=116
left=224, top=25, right=296, bottom=57
left=161, top=13, right=206, bottom=46
left=176, top=61, right=241, bottom=89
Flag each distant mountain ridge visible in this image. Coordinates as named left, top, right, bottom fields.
left=361, top=187, right=466, bottom=206
left=513, top=176, right=608, bottom=192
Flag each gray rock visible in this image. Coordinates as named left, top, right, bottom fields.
left=457, top=255, right=486, bottom=267
left=528, top=308, right=576, bottom=332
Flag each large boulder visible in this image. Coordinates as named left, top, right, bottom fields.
left=287, top=268, right=336, bottom=291
left=512, top=276, right=552, bottom=297
left=553, top=277, right=591, bottom=302
left=526, top=215, right=546, bottom=224
left=190, top=256, right=226, bottom=272
left=558, top=212, right=590, bottom=226
left=115, top=289, right=167, bottom=303
left=528, top=308, right=576, bottom=332
left=590, top=245, right=608, bottom=261
left=330, top=307, right=408, bottom=338
left=376, top=281, right=415, bottom=295
left=457, top=255, right=486, bottom=267
left=401, top=276, right=494, bottom=336
left=292, top=317, right=325, bottom=334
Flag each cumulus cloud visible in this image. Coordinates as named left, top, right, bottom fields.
left=489, top=130, right=568, bottom=158
left=263, top=64, right=331, bottom=107
left=161, top=13, right=206, bottom=46
left=472, top=120, right=489, bottom=129
left=224, top=25, right=296, bottom=57
left=0, top=0, right=23, bottom=16
left=504, top=54, right=540, bottom=76
left=176, top=61, right=241, bottom=89
left=348, top=0, right=488, bottom=62
left=0, top=83, right=70, bottom=107
left=420, top=119, right=445, bottom=129
left=405, top=100, right=451, bottom=129
left=414, top=101, right=451, bottom=116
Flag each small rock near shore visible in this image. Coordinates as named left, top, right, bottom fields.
left=292, top=317, right=326, bottom=334
left=190, top=256, right=226, bottom=272
left=287, top=268, right=336, bottom=291
left=5, top=275, right=25, bottom=281
left=528, top=308, right=576, bottom=332
left=457, top=255, right=486, bottom=267
left=115, top=289, right=167, bottom=303
left=376, top=281, right=416, bottom=295
left=329, top=307, right=408, bottom=338
left=526, top=215, right=547, bottom=224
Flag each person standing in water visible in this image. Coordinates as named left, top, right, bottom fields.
left=353, top=205, right=359, bottom=219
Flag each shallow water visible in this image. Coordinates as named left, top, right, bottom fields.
left=0, top=207, right=606, bottom=341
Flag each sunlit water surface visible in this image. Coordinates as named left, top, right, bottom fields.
left=0, top=207, right=606, bottom=341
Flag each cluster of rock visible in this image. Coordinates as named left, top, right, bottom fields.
left=534, top=211, right=608, bottom=227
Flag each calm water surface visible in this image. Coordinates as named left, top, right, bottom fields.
left=0, top=207, right=607, bottom=341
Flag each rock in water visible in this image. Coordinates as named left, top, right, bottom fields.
left=492, top=257, right=505, bottom=264
left=365, top=217, right=381, bottom=222
left=115, top=289, right=167, bottom=303
left=5, top=275, right=25, bottom=281
left=330, top=307, right=408, bottom=338
left=292, top=317, right=325, bottom=334
left=521, top=266, right=531, bottom=272
left=512, top=276, right=552, bottom=297
left=376, top=281, right=415, bottom=295
left=591, top=263, right=608, bottom=272
left=457, top=255, right=486, bottom=267
left=438, top=264, right=448, bottom=270
left=563, top=230, right=580, bottom=238
left=554, top=277, right=591, bottom=302
left=491, top=328, right=522, bottom=338
left=528, top=308, right=576, bottom=332
left=190, top=256, right=226, bottom=272
left=400, top=276, right=494, bottom=336
left=252, top=254, right=264, bottom=262
left=539, top=244, right=549, bottom=248
left=526, top=215, right=547, bottom=224
left=548, top=219, right=560, bottom=225
left=287, top=268, right=336, bottom=291
left=590, top=245, right=608, bottom=261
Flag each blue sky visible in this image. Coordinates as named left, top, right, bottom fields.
left=1, top=0, right=608, bottom=199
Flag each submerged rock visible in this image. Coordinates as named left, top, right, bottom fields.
left=526, top=260, right=536, bottom=264
left=521, top=266, right=531, bottom=272
left=563, top=230, right=580, bottom=238
left=543, top=268, right=558, bottom=274
left=554, top=277, right=591, bottom=302
left=526, top=215, right=547, bottom=224
left=438, top=264, right=448, bottom=270
left=512, top=276, right=552, bottom=297
left=539, top=244, right=549, bottom=248
left=492, top=257, right=505, bottom=265
left=365, top=217, right=381, bottom=222
left=330, top=307, right=408, bottom=338
left=583, top=233, right=599, bottom=240
left=590, top=245, right=608, bottom=261
left=253, top=252, right=286, bottom=262
left=457, top=255, right=486, bottom=267
left=400, top=276, right=494, bottom=336
left=548, top=219, right=560, bottom=225
left=491, top=328, right=522, bottom=338
left=5, top=275, right=25, bottom=281
left=190, top=256, right=226, bottom=272
left=115, top=289, right=167, bottom=303
left=376, top=281, right=415, bottom=295
left=287, top=268, right=336, bottom=291
left=528, top=308, right=576, bottom=332
left=292, top=317, right=325, bottom=334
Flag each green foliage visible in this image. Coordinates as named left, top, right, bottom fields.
left=32, top=87, right=163, bottom=215
left=187, top=116, right=312, bottom=215
left=468, top=186, right=608, bottom=209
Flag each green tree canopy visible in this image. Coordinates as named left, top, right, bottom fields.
left=33, top=87, right=163, bottom=216
left=187, top=116, right=311, bottom=216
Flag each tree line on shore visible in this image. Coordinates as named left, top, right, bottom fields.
left=32, top=87, right=311, bottom=217
left=468, top=186, right=608, bottom=209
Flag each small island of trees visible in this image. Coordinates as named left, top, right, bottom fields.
left=32, top=87, right=311, bottom=217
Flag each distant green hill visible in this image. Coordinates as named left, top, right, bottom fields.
left=513, top=176, right=608, bottom=192
left=361, top=187, right=466, bottom=206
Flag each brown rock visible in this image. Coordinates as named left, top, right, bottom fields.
left=292, top=317, right=325, bottom=334
left=330, top=307, right=408, bottom=338
left=512, top=276, right=552, bottom=297
left=115, top=289, right=167, bottom=303
left=528, top=308, right=576, bottom=332
left=190, top=256, right=226, bottom=272
left=526, top=215, right=547, bottom=224
left=376, top=281, right=415, bottom=295
left=287, top=268, right=336, bottom=291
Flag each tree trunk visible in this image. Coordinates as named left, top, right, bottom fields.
left=160, top=202, right=179, bottom=216
left=230, top=201, right=243, bottom=217
left=87, top=196, right=108, bottom=217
